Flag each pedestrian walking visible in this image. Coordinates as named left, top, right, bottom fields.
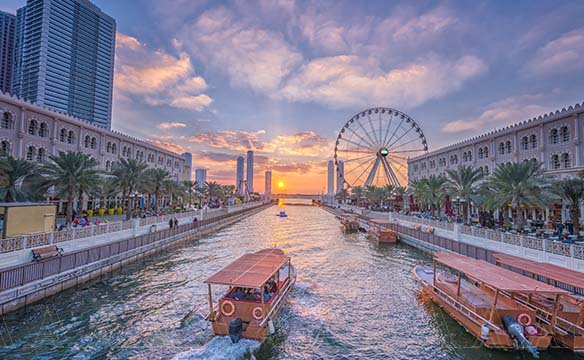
left=169, top=218, right=174, bottom=228
left=557, top=221, right=564, bottom=238
left=174, top=218, right=178, bottom=227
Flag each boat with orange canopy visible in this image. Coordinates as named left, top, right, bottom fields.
left=414, top=252, right=567, bottom=357
left=205, top=249, right=295, bottom=342
left=494, top=253, right=584, bottom=351
left=339, top=214, right=360, bottom=233
left=367, top=219, right=399, bottom=243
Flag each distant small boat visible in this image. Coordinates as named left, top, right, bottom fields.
left=276, top=212, right=288, bottom=217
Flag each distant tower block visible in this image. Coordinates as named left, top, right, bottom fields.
left=327, top=160, right=334, bottom=195
left=336, top=160, right=344, bottom=193
left=265, top=171, right=272, bottom=200
left=236, top=156, right=245, bottom=195
left=246, top=150, right=254, bottom=193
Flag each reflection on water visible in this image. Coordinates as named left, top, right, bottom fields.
left=0, top=199, right=582, bottom=359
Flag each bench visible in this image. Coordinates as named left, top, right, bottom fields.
left=32, top=245, right=64, bottom=262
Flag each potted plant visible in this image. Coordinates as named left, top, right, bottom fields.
left=87, top=209, right=94, bottom=218
left=98, top=208, right=105, bottom=216
left=117, top=207, right=123, bottom=215
left=108, top=208, right=115, bottom=216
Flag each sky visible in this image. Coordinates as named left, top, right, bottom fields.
left=3, top=0, right=584, bottom=193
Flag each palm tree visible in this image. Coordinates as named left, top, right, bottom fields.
left=41, top=152, right=100, bottom=222
left=93, top=177, right=119, bottom=210
left=445, top=165, right=485, bottom=224
left=183, top=180, right=196, bottom=207
left=551, top=178, right=584, bottom=231
left=335, top=188, right=349, bottom=204
left=205, top=181, right=223, bottom=202
left=0, top=157, right=39, bottom=202
left=110, top=158, right=148, bottom=220
left=409, top=178, right=428, bottom=211
left=144, top=168, right=172, bottom=211
left=394, top=186, right=407, bottom=210
left=418, top=175, right=447, bottom=216
left=350, top=186, right=364, bottom=205
left=486, top=161, right=549, bottom=231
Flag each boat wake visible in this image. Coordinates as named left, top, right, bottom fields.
left=172, top=336, right=261, bottom=360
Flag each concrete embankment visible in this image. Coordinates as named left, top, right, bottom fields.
left=0, top=203, right=272, bottom=315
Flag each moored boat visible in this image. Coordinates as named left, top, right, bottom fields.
left=493, top=253, right=584, bottom=352
left=339, top=214, right=359, bottom=233
left=414, top=252, right=567, bottom=358
left=367, top=220, right=399, bottom=243
left=205, top=248, right=296, bottom=342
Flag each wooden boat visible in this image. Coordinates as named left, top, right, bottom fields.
left=414, top=252, right=567, bottom=356
left=367, top=220, right=399, bottom=243
left=339, top=215, right=359, bottom=233
left=493, top=253, right=584, bottom=351
left=205, top=248, right=296, bottom=342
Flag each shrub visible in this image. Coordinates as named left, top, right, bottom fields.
left=98, top=208, right=105, bottom=216
left=116, top=207, right=123, bottom=214
left=87, top=209, right=94, bottom=217
left=108, top=208, right=115, bottom=216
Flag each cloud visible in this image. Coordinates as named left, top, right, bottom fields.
left=442, top=94, right=554, bottom=133
left=157, top=122, right=187, bottom=129
left=114, top=33, right=213, bottom=111
left=527, top=28, right=584, bottom=76
left=189, top=130, right=265, bottom=151
left=279, top=54, right=486, bottom=109
left=146, top=139, right=185, bottom=153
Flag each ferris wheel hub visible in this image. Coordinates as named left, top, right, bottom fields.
left=379, top=147, right=389, bottom=157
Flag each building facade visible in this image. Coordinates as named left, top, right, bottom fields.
left=336, top=160, right=344, bottom=193
left=327, top=160, right=334, bottom=195
left=265, top=170, right=272, bottom=200
left=0, top=92, right=188, bottom=182
left=236, top=155, right=245, bottom=195
left=182, top=152, right=192, bottom=182
left=12, top=0, right=116, bottom=129
left=246, top=150, right=254, bottom=193
left=408, top=103, right=584, bottom=182
left=195, top=168, right=207, bottom=187
left=0, top=11, right=15, bottom=94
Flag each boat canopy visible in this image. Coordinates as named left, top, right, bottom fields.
left=434, top=252, right=569, bottom=294
left=205, top=251, right=289, bottom=288
left=494, top=253, right=584, bottom=291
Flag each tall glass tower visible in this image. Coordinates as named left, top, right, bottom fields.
left=236, top=156, right=245, bottom=195
left=246, top=150, right=254, bottom=193
left=12, top=0, right=116, bottom=128
left=0, top=11, right=16, bottom=94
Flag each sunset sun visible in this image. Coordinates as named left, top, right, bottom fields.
left=278, top=181, right=285, bottom=188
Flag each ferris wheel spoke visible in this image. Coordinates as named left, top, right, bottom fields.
left=386, top=125, right=414, bottom=150
left=364, top=156, right=381, bottom=187
left=387, top=148, right=426, bottom=154
left=343, top=153, right=376, bottom=163
left=380, top=157, right=395, bottom=187
left=378, top=112, right=383, bottom=146
left=366, top=115, right=380, bottom=146
left=388, top=135, right=420, bottom=152
left=344, top=126, right=376, bottom=149
left=351, top=157, right=376, bottom=186
left=357, top=119, right=379, bottom=148
left=338, top=149, right=375, bottom=155
left=382, top=156, right=402, bottom=187
left=382, top=112, right=394, bottom=146
left=339, top=137, right=373, bottom=151
left=384, top=116, right=405, bottom=150
left=344, top=156, right=377, bottom=176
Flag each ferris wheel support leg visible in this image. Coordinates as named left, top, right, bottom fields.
left=364, top=156, right=381, bottom=187
left=381, top=157, right=401, bottom=187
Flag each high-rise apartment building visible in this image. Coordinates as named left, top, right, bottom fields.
left=327, top=160, right=334, bottom=195
left=12, top=0, right=116, bottom=128
left=182, top=153, right=192, bottom=182
left=195, top=168, right=207, bottom=187
left=0, top=11, right=15, bottom=94
left=336, top=161, right=344, bottom=193
left=236, top=156, right=245, bottom=195
left=264, top=171, right=272, bottom=199
left=246, top=150, right=254, bottom=193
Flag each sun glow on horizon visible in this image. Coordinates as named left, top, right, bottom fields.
left=278, top=181, right=285, bottom=188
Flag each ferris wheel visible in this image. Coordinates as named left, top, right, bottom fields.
left=334, top=107, right=428, bottom=189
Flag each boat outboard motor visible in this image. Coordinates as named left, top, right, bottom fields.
left=229, top=317, right=243, bottom=343
left=502, top=315, right=539, bottom=359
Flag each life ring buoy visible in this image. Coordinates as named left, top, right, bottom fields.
left=517, top=313, right=532, bottom=326
left=221, top=299, right=236, bottom=317
left=252, top=306, right=264, bottom=320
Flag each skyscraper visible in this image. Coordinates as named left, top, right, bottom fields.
left=336, top=161, right=344, bottom=193
left=195, top=168, right=207, bottom=187
left=236, top=156, right=245, bottom=195
left=265, top=171, right=272, bottom=200
left=327, top=160, right=334, bottom=195
left=182, top=153, right=192, bottom=182
left=0, top=11, right=15, bottom=94
left=246, top=150, right=254, bottom=193
left=12, top=0, right=116, bottom=128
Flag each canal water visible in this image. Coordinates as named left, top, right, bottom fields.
left=0, top=200, right=581, bottom=359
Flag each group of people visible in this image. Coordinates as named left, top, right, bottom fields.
left=228, top=278, right=278, bottom=302
left=168, top=218, right=179, bottom=228
left=58, top=216, right=109, bottom=231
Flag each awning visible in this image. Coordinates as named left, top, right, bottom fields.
left=434, top=252, right=568, bottom=294
left=205, top=251, right=289, bottom=288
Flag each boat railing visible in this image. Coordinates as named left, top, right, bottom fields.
left=432, top=283, right=502, bottom=332
left=259, top=277, right=294, bottom=328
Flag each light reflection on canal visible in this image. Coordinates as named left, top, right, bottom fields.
left=0, top=199, right=582, bottom=359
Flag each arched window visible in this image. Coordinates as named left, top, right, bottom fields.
left=521, top=136, right=528, bottom=150
left=463, top=152, right=467, bottom=162
left=127, top=148, right=132, bottom=158
left=484, top=146, right=489, bottom=158
left=530, top=134, right=537, bottom=148
left=562, top=153, right=571, bottom=168
left=60, top=129, right=67, bottom=142
left=106, top=142, right=112, bottom=153
left=498, top=142, right=505, bottom=155
left=136, top=151, right=140, bottom=160
left=111, top=143, right=117, bottom=154
left=105, top=160, right=111, bottom=171
left=84, top=135, right=91, bottom=148
left=551, top=154, right=560, bottom=170
left=67, top=130, right=75, bottom=144
left=0, top=140, right=10, bottom=157
left=484, top=165, right=489, bottom=175
left=467, top=151, right=472, bottom=161
left=561, top=126, right=570, bottom=142
left=478, top=148, right=483, bottom=159
left=550, top=129, right=559, bottom=144
left=91, top=137, right=97, bottom=149
left=505, top=140, right=511, bottom=153
left=26, top=145, right=35, bottom=161
left=454, top=154, right=458, bottom=164
left=38, top=122, right=48, bottom=137
left=36, top=148, right=46, bottom=162
left=28, top=119, right=38, bottom=135
left=1, top=112, right=12, bottom=129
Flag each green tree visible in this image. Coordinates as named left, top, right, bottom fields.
left=335, top=188, right=349, bottom=203
left=144, top=168, right=172, bottom=211
left=0, top=157, right=40, bottom=202
left=205, top=181, right=223, bottom=202
left=41, top=152, right=99, bottom=222
left=551, top=178, right=584, bottom=230
left=110, top=158, right=148, bottom=220
left=183, top=180, right=196, bottom=207
left=93, top=177, right=119, bottom=210
left=350, top=186, right=364, bottom=205
left=486, top=161, right=548, bottom=231
left=445, top=165, right=485, bottom=224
